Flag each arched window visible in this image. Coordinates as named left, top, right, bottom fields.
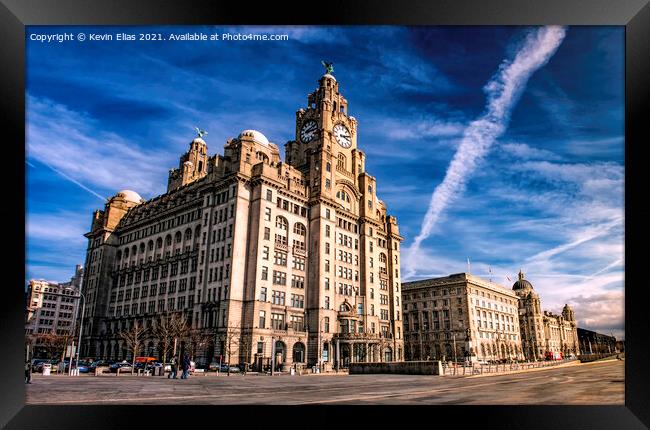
left=337, top=153, right=346, bottom=170
left=139, top=243, right=145, bottom=254
left=175, top=231, right=182, bottom=243
left=124, top=248, right=129, bottom=258
left=326, top=162, right=331, bottom=172
left=368, top=185, right=372, bottom=194
left=147, top=240, right=154, bottom=251
left=379, top=253, right=387, bottom=263
left=292, top=342, right=305, bottom=363
left=165, top=235, right=172, bottom=246
left=275, top=216, right=288, bottom=231
left=336, top=190, right=350, bottom=203
left=184, top=228, right=192, bottom=241
left=293, top=223, right=306, bottom=236
left=156, top=237, right=163, bottom=249
left=131, top=245, right=137, bottom=256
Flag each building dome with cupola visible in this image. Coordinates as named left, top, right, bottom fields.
left=512, top=270, right=534, bottom=291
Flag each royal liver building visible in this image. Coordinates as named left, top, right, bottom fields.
left=80, top=67, right=404, bottom=371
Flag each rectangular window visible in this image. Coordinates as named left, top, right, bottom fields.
left=291, top=294, right=305, bottom=308
left=262, top=246, right=269, bottom=260
left=271, top=313, right=284, bottom=330
left=266, top=189, right=273, bottom=201
left=264, top=227, right=270, bottom=240
left=274, top=251, right=287, bottom=266
left=291, top=315, right=304, bottom=331
left=259, top=287, right=267, bottom=301
left=325, top=296, right=330, bottom=309
left=264, top=207, right=271, bottom=221
left=261, top=266, right=268, bottom=280
left=259, top=310, right=266, bottom=328
left=292, top=256, right=305, bottom=271
left=272, top=290, right=286, bottom=305
left=291, top=275, right=305, bottom=289
left=272, top=271, right=287, bottom=286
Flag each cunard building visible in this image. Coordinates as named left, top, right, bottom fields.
left=80, top=66, right=404, bottom=371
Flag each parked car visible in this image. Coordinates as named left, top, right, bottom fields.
left=109, top=362, right=133, bottom=373
left=208, top=362, right=220, bottom=372
left=32, top=359, right=54, bottom=373
left=228, top=365, right=240, bottom=373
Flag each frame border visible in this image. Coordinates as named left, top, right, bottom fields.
left=2, top=0, right=648, bottom=428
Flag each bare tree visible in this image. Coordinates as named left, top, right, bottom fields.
left=218, top=324, right=240, bottom=376
left=119, top=320, right=149, bottom=374
left=238, top=326, right=253, bottom=374
left=153, top=313, right=190, bottom=365
left=36, top=329, right=71, bottom=362
left=184, top=328, right=212, bottom=363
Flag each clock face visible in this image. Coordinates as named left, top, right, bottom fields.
left=333, top=124, right=352, bottom=148
left=300, top=120, right=318, bottom=143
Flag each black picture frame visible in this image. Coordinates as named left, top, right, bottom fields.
left=2, top=0, right=648, bottom=428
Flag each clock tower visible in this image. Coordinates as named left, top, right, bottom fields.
left=286, top=65, right=404, bottom=367
left=285, top=71, right=365, bottom=201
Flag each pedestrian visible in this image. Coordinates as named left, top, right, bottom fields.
left=168, top=357, right=177, bottom=379
left=25, top=360, right=32, bottom=384
left=181, top=353, right=190, bottom=379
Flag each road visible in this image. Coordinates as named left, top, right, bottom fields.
left=26, top=360, right=623, bottom=405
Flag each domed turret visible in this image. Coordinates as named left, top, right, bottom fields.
left=115, top=189, right=144, bottom=204
left=512, top=269, right=534, bottom=291
left=238, top=129, right=270, bottom=147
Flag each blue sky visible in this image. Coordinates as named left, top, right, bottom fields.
left=25, top=26, right=624, bottom=338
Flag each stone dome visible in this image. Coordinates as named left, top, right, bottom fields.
left=512, top=270, right=533, bottom=290
left=192, top=137, right=206, bottom=145
left=321, top=73, right=336, bottom=82
left=115, top=189, right=144, bottom=203
left=238, top=130, right=270, bottom=146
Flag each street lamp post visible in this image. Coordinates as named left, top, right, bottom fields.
left=317, top=316, right=326, bottom=372
left=74, top=292, right=86, bottom=374
left=452, top=331, right=457, bottom=364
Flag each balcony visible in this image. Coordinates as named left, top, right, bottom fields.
left=274, top=241, right=288, bottom=252
left=293, top=246, right=306, bottom=257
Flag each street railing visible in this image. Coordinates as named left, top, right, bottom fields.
left=441, top=358, right=578, bottom=376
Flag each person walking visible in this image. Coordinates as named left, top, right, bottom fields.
left=168, top=357, right=177, bottom=379
left=181, top=353, right=190, bottom=379
left=25, top=360, right=32, bottom=384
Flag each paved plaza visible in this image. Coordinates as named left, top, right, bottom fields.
left=25, top=360, right=623, bottom=405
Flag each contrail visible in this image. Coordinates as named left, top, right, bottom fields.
left=25, top=159, right=107, bottom=202
left=404, top=26, right=567, bottom=277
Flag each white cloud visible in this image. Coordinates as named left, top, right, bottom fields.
left=500, top=142, right=563, bottom=161
left=27, top=95, right=172, bottom=198
left=26, top=211, right=88, bottom=244
left=405, top=26, right=567, bottom=276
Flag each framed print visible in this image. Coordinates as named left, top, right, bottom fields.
left=2, top=0, right=648, bottom=428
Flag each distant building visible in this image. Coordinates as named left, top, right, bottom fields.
left=577, top=328, right=617, bottom=355
left=25, top=265, right=84, bottom=357
left=402, top=273, right=523, bottom=362
left=402, top=270, right=581, bottom=362
left=512, top=270, right=579, bottom=359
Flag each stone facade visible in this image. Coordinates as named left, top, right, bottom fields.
left=402, top=273, right=523, bottom=362
left=513, top=271, right=579, bottom=359
left=79, top=70, right=404, bottom=370
left=403, top=271, right=581, bottom=362
left=25, top=265, right=83, bottom=356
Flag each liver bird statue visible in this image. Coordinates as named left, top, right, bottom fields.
left=321, top=61, right=334, bottom=75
